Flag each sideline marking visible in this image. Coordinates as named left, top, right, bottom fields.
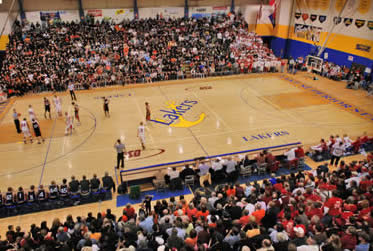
left=279, top=74, right=373, bottom=122
left=39, top=117, right=58, bottom=186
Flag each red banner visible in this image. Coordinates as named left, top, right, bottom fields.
left=87, top=9, right=102, bottom=17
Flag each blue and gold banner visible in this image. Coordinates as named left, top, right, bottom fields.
left=356, top=44, right=371, bottom=52
left=355, top=19, right=366, bottom=28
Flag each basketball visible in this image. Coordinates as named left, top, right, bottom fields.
left=18, top=113, right=21, bottom=116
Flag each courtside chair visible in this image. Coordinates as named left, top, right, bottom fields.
left=240, top=165, right=252, bottom=178
left=258, top=163, right=267, bottom=175
left=298, top=157, right=306, bottom=170
left=155, top=180, right=167, bottom=192
left=184, top=175, right=195, bottom=188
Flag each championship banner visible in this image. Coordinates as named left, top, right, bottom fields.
left=319, top=15, right=326, bottom=23
left=355, top=19, right=365, bottom=28
left=344, top=18, right=353, bottom=26
left=310, top=14, right=317, bottom=22
left=294, top=24, right=322, bottom=42
left=295, top=12, right=301, bottom=19
left=333, top=16, right=342, bottom=25
left=356, top=44, right=371, bottom=52
left=368, top=21, right=373, bottom=30
left=115, top=9, right=125, bottom=15
left=302, top=13, right=309, bottom=21
left=87, top=9, right=102, bottom=17
left=40, top=11, right=60, bottom=21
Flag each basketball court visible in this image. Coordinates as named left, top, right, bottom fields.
left=0, top=73, right=372, bottom=192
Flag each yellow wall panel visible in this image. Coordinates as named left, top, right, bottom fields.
left=0, top=35, right=9, bottom=51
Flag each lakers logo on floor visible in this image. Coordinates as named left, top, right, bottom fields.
left=151, top=100, right=206, bottom=128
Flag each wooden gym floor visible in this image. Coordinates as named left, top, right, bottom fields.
left=0, top=72, right=372, bottom=234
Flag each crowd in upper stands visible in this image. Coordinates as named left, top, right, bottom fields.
left=0, top=139, right=372, bottom=250
left=0, top=13, right=282, bottom=97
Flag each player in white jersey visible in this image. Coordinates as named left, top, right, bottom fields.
left=28, top=105, right=36, bottom=121
left=21, top=118, right=33, bottom=144
left=137, top=122, right=146, bottom=150
left=53, top=95, right=62, bottom=117
left=64, top=112, right=73, bottom=136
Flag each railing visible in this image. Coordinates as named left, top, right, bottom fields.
left=119, top=141, right=301, bottom=185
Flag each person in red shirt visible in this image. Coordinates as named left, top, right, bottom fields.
left=295, top=146, right=305, bottom=158
left=186, top=203, right=198, bottom=220
left=196, top=205, right=209, bottom=221
left=352, top=137, right=361, bottom=153
left=239, top=210, right=251, bottom=226
left=340, top=226, right=357, bottom=251
left=251, top=204, right=265, bottom=224
left=226, top=185, right=236, bottom=198
left=323, top=190, right=343, bottom=216
left=123, top=204, right=136, bottom=219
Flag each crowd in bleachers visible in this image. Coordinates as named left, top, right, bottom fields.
left=0, top=151, right=372, bottom=251
left=0, top=13, right=282, bottom=97
left=0, top=172, right=116, bottom=218
left=286, top=56, right=373, bottom=94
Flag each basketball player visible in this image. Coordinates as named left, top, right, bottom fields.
left=64, top=112, right=73, bottom=136
left=21, top=118, right=33, bottom=144
left=103, top=97, right=110, bottom=117
left=72, top=102, right=80, bottom=125
left=137, top=121, right=146, bottom=150
left=145, top=102, right=151, bottom=124
left=53, top=95, right=62, bottom=117
left=28, top=105, right=36, bottom=121
left=31, top=118, right=45, bottom=144
left=68, top=82, right=77, bottom=101
left=16, top=187, right=26, bottom=205
left=44, top=97, right=51, bottom=119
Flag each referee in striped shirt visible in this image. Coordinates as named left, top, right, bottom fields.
left=114, top=139, right=126, bottom=169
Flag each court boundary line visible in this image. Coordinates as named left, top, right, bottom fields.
left=120, top=141, right=301, bottom=173
left=39, top=117, right=57, bottom=186
left=0, top=98, right=14, bottom=125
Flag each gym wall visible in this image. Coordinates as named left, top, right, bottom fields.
left=253, top=0, right=373, bottom=68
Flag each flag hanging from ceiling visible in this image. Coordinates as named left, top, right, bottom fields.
left=268, top=0, right=280, bottom=27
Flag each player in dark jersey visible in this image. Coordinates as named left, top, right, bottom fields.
left=31, top=118, right=45, bottom=144
left=59, top=179, right=69, bottom=199
left=16, top=187, right=26, bottom=205
left=44, top=97, right=52, bottom=119
left=145, top=102, right=151, bottom=124
left=72, top=102, right=81, bottom=125
left=27, top=185, right=36, bottom=203
left=90, top=174, right=100, bottom=192
left=5, top=187, right=14, bottom=206
left=49, top=181, right=59, bottom=200
left=37, top=185, right=47, bottom=202
left=103, top=97, right=110, bottom=117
